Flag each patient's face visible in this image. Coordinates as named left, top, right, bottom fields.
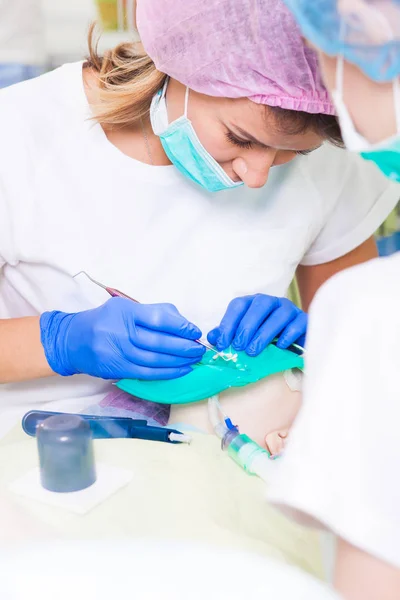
left=169, top=373, right=302, bottom=449
left=317, top=51, right=397, bottom=144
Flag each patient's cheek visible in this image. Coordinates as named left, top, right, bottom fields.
left=219, top=374, right=302, bottom=448
left=169, top=373, right=302, bottom=449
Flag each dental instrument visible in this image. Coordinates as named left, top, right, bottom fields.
left=22, top=411, right=192, bottom=445
left=73, top=270, right=234, bottom=362
left=208, top=395, right=274, bottom=483
left=74, top=270, right=139, bottom=302
left=290, top=342, right=305, bottom=355
left=272, top=337, right=305, bottom=356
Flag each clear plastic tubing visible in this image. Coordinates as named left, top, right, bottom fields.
left=222, top=430, right=271, bottom=482
left=36, top=414, right=97, bottom=493
left=208, top=396, right=272, bottom=483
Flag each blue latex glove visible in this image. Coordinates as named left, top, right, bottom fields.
left=208, top=294, right=307, bottom=356
left=40, top=298, right=205, bottom=380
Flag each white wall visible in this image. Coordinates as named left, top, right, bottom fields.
left=42, top=0, right=94, bottom=64
left=42, top=0, right=138, bottom=66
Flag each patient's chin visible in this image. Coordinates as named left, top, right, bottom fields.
left=169, top=373, right=302, bottom=449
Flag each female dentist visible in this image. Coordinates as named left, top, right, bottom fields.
left=266, top=2, right=400, bottom=599
left=135, top=0, right=398, bottom=360
left=0, top=0, right=396, bottom=420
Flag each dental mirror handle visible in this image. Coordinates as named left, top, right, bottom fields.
left=74, top=271, right=224, bottom=357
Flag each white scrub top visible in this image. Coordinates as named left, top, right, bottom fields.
left=269, top=252, right=400, bottom=569
left=0, top=62, right=397, bottom=417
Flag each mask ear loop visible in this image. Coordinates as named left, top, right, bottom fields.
left=162, top=82, right=189, bottom=118
left=335, top=18, right=346, bottom=99
left=335, top=54, right=344, bottom=98
left=184, top=87, right=190, bottom=118
left=160, top=76, right=169, bottom=101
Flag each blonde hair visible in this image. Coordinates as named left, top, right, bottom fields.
left=86, top=24, right=167, bottom=127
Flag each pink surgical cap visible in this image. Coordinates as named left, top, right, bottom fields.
left=136, top=0, right=335, bottom=115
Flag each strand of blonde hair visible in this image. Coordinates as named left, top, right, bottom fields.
left=86, top=23, right=166, bottom=127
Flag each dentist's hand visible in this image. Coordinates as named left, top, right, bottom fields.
left=40, top=298, right=205, bottom=380
left=208, top=294, right=307, bottom=356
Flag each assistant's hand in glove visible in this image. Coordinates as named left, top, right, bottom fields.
left=208, top=294, right=307, bottom=356
left=40, top=298, right=205, bottom=380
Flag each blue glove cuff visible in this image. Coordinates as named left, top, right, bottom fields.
left=40, top=311, right=77, bottom=377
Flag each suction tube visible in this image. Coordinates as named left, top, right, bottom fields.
left=207, top=396, right=275, bottom=483
left=208, top=395, right=229, bottom=439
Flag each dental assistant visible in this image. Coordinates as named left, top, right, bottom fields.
left=0, top=0, right=397, bottom=419
left=267, top=1, right=400, bottom=599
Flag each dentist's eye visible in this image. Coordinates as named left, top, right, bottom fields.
left=225, top=131, right=253, bottom=150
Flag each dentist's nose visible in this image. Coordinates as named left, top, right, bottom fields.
left=232, top=155, right=274, bottom=189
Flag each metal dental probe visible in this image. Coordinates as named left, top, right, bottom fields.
left=73, top=271, right=233, bottom=361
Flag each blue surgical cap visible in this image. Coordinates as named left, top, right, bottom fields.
left=283, top=0, right=400, bottom=82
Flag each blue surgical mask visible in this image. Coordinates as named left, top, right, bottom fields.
left=332, top=55, right=400, bottom=182
left=150, top=79, right=244, bottom=192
